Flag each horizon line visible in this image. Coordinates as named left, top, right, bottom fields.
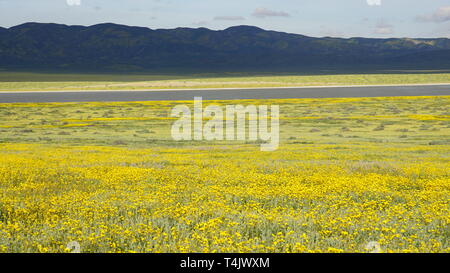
left=2, top=21, right=449, bottom=40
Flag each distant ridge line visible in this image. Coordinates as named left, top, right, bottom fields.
left=0, top=22, right=449, bottom=71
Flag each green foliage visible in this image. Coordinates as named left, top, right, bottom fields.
left=1, top=23, right=450, bottom=71
left=0, top=71, right=449, bottom=91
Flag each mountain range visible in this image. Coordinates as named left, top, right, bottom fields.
left=0, top=22, right=449, bottom=71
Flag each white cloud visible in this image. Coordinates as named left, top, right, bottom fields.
left=192, top=21, right=209, bottom=27
left=214, top=16, right=245, bottom=21
left=374, top=22, right=393, bottom=35
left=367, top=0, right=381, bottom=6
left=252, top=8, right=290, bottom=18
left=416, top=6, right=450, bottom=23
left=66, top=0, right=81, bottom=6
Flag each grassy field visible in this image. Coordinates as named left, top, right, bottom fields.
left=0, top=96, right=449, bottom=253
left=0, top=71, right=449, bottom=91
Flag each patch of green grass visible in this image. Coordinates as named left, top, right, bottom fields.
left=0, top=71, right=449, bottom=91
left=0, top=96, right=448, bottom=149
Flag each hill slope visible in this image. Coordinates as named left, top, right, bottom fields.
left=0, top=23, right=449, bottom=71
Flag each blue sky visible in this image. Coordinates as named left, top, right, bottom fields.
left=0, top=0, right=449, bottom=38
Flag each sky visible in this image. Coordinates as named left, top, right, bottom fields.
left=0, top=0, right=449, bottom=38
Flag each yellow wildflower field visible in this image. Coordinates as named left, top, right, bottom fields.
left=0, top=96, right=449, bottom=253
